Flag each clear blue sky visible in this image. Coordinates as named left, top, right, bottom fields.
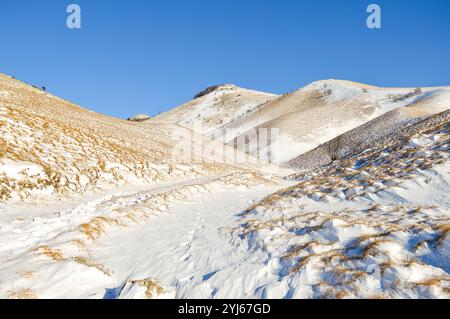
left=0, top=0, right=449, bottom=119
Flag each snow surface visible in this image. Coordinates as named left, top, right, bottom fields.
left=0, top=178, right=285, bottom=299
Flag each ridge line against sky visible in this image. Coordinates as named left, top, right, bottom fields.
left=1, top=0, right=449, bottom=119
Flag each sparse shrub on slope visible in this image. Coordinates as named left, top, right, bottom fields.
left=326, top=135, right=343, bottom=161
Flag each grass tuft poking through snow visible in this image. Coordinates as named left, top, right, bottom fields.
left=236, top=116, right=450, bottom=298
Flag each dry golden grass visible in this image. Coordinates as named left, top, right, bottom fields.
left=1, top=74, right=265, bottom=202
left=333, top=290, right=351, bottom=299
left=240, top=200, right=450, bottom=293
left=65, top=173, right=279, bottom=245
left=284, top=121, right=450, bottom=204
left=131, top=279, right=164, bottom=298
left=72, top=239, right=89, bottom=253
left=16, top=271, right=35, bottom=280
left=79, top=216, right=121, bottom=240
left=312, top=281, right=353, bottom=299
left=8, top=288, right=37, bottom=299
left=249, top=203, right=450, bottom=294
left=289, top=254, right=323, bottom=275
left=34, top=246, right=65, bottom=262
left=407, top=276, right=450, bottom=294
left=436, top=224, right=450, bottom=246
left=73, top=256, right=111, bottom=276
left=413, top=223, right=450, bottom=251
left=284, top=240, right=335, bottom=259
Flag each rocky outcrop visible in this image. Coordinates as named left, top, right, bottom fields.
left=127, top=114, right=152, bottom=122
left=193, top=84, right=236, bottom=99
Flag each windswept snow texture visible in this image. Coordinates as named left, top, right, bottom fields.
left=239, top=116, right=450, bottom=298
left=1, top=74, right=449, bottom=299
left=0, top=175, right=281, bottom=299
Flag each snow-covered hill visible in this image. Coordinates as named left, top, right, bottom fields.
left=0, top=74, right=265, bottom=202
left=238, top=111, right=450, bottom=298
left=229, top=80, right=450, bottom=163
left=149, top=84, right=278, bottom=134
left=149, top=80, right=450, bottom=164
left=289, top=88, right=450, bottom=170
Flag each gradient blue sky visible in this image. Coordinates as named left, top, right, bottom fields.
left=0, top=0, right=449, bottom=119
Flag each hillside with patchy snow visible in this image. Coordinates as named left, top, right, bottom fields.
left=0, top=74, right=264, bottom=202
left=228, top=81, right=450, bottom=163
left=238, top=111, right=450, bottom=298
left=149, top=84, right=278, bottom=134
left=0, top=74, right=281, bottom=299
left=149, top=80, right=450, bottom=164
left=289, top=88, right=450, bottom=171
left=0, top=74, right=449, bottom=299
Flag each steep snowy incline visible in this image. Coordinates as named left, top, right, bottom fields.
left=289, top=89, right=450, bottom=171
left=0, top=74, right=261, bottom=202
left=228, top=81, right=450, bottom=163
left=2, top=72, right=449, bottom=299
left=146, top=79, right=450, bottom=164
left=0, top=73, right=290, bottom=299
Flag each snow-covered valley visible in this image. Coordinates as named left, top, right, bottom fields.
left=1, top=73, right=449, bottom=299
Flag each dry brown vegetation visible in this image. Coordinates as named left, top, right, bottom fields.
left=270, top=120, right=449, bottom=207
left=34, top=245, right=65, bottom=262
left=236, top=119, right=450, bottom=297
left=0, top=74, right=257, bottom=202
left=131, top=279, right=165, bottom=298
left=79, top=216, right=121, bottom=240
left=73, top=256, right=112, bottom=276
left=7, top=288, right=37, bottom=299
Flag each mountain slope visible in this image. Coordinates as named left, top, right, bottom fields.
left=1, top=73, right=449, bottom=299
left=149, top=84, right=278, bottom=133
left=148, top=80, right=450, bottom=164
left=0, top=74, right=285, bottom=299
left=237, top=110, right=450, bottom=298
left=229, top=80, right=450, bottom=163
left=0, top=74, right=266, bottom=202
left=289, top=88, right=450, bottom=170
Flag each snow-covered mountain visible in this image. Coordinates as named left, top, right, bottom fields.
left=1, top=73, right=449, bottom=299
left=150, top=80, right=450, bottom=164
left=226, top=81, right=449, bottom=162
